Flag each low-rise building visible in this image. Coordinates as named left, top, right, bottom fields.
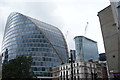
left=99, top=53, right=108, bottom=78
left=53, top=60, right=104, bottom=80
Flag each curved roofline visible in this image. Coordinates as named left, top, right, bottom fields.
left=7, top=12, right=68, bottom=63
left=8, top=12, right=21, bottom=19
left=10, top=12, right=60, bottom=32
left=2, top=12, right=21, bottom=47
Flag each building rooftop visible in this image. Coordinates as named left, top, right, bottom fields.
left=74, top=36, right=97, bottom=43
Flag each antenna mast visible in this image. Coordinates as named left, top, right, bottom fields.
left=80, top=22, right=89, bottom=61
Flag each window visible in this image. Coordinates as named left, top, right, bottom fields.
left=34, top=67, right=37, bottom=71
left=41, top=62, right=43, bottom=66
left=66, top=66, right=68, bottom=69
left=43, top=57, right=45, bottom=61
left=77, top=63, right=79, bottom=66
left=113, top=55, right=115, bottom=58
left=61, top=67, right=62, bottom=70
left=66, top=71, right=68, bottom=80
left=43, top=40, right=46, bottom=43
left=42, top=67, right=45, bottom=71
left=32, top=48, right=35, bottom=51
left=63, top=71, right=65, bottom=76
left=74, top=76, right=76, bottom=80
left=61, top=72, right=62, bottom=76
left=77, top=69, right=79, bottom=74
left=41, top=44, right=44, bottom=47
left=78, top=76, right=80, bottom=80
left=74, top=69, right=76, bottom=74
left=74, top=64, right=75, bottom=67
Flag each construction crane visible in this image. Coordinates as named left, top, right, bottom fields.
left=80, top=22, right=89, bottom=61
left=65, top=30, right=69, bottom=39
left=84, top=22, right=89, bottom=37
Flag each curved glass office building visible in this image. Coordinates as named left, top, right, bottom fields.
left=1, top=12, right=68, bottom=78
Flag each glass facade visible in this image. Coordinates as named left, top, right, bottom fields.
left=1, top=12, right=68, bottom=78
left=74, top=36, right=98, bottom=61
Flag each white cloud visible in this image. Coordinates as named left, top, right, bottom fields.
left=0, top=1, right=110, bottom=54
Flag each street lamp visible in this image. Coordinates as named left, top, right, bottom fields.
left=84, top=63, right=88, bottom=80
left=69, top=52, right=74, bottom=80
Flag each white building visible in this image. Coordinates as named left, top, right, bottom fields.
left=52, top=60, right=104, bottom=80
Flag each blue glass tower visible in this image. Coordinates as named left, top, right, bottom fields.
left=1, top=12, right=68, bottom=78
left=74, top=36, right=98, bottom=61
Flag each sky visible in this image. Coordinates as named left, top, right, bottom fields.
left=0, top=0, right=110, bottom=54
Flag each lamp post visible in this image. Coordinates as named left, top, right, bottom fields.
left=69, top=51, right=74, bottom=80
left=90, top=63, right=93, bottom=80
left=84, top=63, right=88, bottom=80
